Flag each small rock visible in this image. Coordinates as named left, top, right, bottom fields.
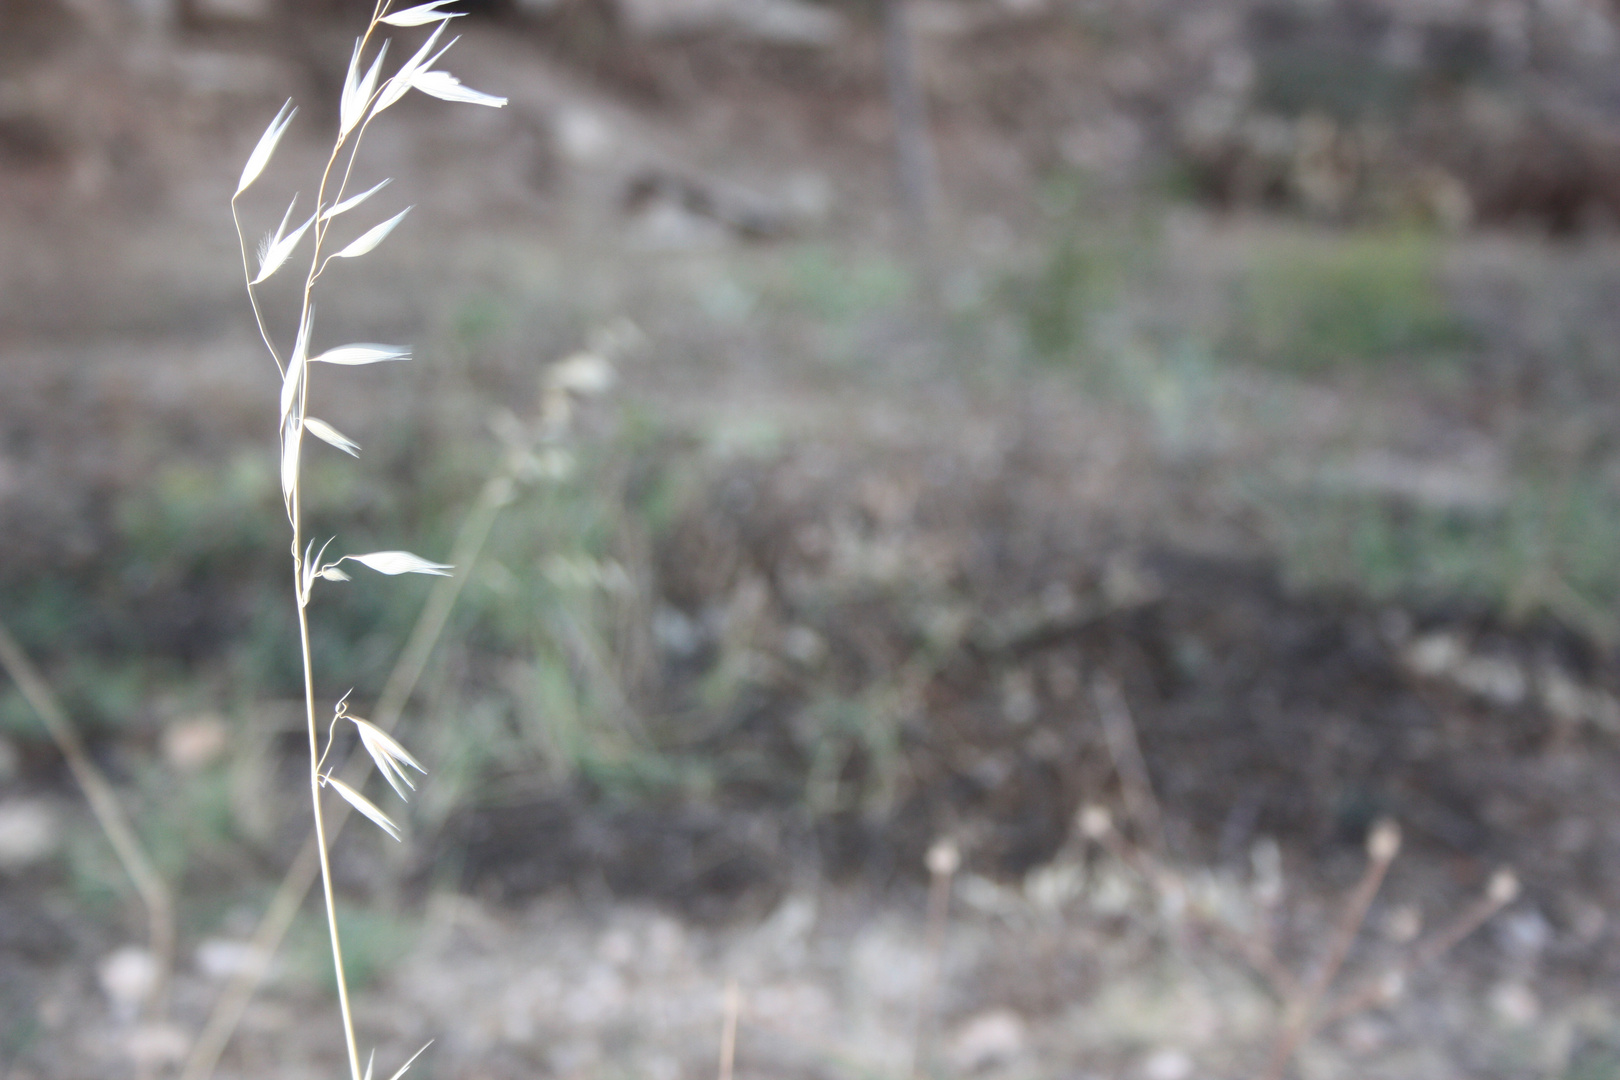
left=99, top=946, right=159, bottom=1019
left=190, top=0, right=270, bottom=19
left=1380, top=903, right=1422, bottom=944
left=1001, top=668, right=1039, bottom=726
left=0, top=799, right=61, bottom=870
left=947, top=1008, right=1027, bottom=1071
left=1141, top=1048, right=1193, bottom=1080
left=162, top=714, right=228, bottom=772
left=1340, top=1016, right=1390, bottom=1055
left=1489, top=980, right=1539, bottom=1026
left=596, top=926, right=637, bottom=967
left=1403, top=632, right=1464, bottom=677
left=126, top=1023, right=189, bottom=1065
left=195, top=938, right=271, bottom=981
left=553, top=107, right=615, bottom=166
left=1538, top=664, right=1620, bottom=731
left=1024, top=859, right=1085, bottom=912
left=619, top=0, right=843, bottom=44
left=781, top=625, right=826, bottom=667
left=1495, top=908, right=1551, bottom=965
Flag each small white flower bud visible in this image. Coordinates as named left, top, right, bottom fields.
left=1488, top=868, right=1520, bottom=905
left=1367, top=819, right=1401, bottom=863
left=1078, top=805, right=1112, bottom=840
left=926, top=839, right=960, bottom=877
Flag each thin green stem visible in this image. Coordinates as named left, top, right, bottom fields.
left=230, top=195, right=283, bottom=376
left=296, top=522, right=363, bottom=1080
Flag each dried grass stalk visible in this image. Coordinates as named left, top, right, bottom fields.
left=228, top=5, right=504, bottom=1077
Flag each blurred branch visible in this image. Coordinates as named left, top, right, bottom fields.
left=881, top=0, right=939, bottom=244
left=718, top=977, right=740, bottom=1080
left=1314, top=867, right=1519, bottom=1033
left=1259, top=820, right=1400, bottom=1080
left=0, top=614, right=175, bottom=1015
left=1092, top=675, right=1165, bottom=853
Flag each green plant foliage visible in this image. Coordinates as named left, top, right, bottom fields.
left=782, top=245, right=911, bottom=324
left=1228, top=232, right=1474, bottom=372
left=1013, top=233, right=1121, bottom=362
left=292, top=905, right=415, bottom=992
left=1269, top=474, right=1620, bottom=641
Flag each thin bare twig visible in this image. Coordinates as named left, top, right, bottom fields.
left=0, top=616, right=176, bottom=1014
left=1260, top=820, right=1400, bottom=1080
left=1083, top=807, right=1298, bottom=1002
left=879, top=0, right=939, bottom=242
left=1092, top=675, right=1165, bottom=853
left=908, top=838, right=959, bottom=1080
left=718, top=978, right=741, bottom=1080
left=1315, top=868, right=1519, bottom=1032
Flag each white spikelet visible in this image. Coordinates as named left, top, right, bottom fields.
left=340, top=39, right=390, bottom=138
left=385, top=1041, right=433, bottom=1080
left=346, top=551, right=453, bottom=576
left=237, top=99, right=295, bottom=196
left=322, top=178, right=392, bottom=221
left=350, top=717, right=426, bottom=799
left=304, top=417, right=360, bottom=457
left=381, top=1, right=463, bottom=26
left=323, top=776, right=402, bottom=841
left=373, top=23, right=453, bottom=115
left=410, top=71, right=507, bottom=109
left=279, top=418, right=301, bottom=506
left=333, top=207, right=412, bottom=260
left=279, top=307, right=312, bottom=424
left=311, top=343, right=410, bottom=366
left=254, top=199, right=315, bottom=284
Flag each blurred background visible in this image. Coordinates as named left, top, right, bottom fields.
left=4, top=0, right=1620, bottom=1076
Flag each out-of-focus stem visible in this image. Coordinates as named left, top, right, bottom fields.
left=0, top=616, right=176, bottom=1014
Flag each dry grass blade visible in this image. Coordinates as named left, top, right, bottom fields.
left=1092, top=675, right=1165, bottom=851
left=385, top=1040, right=434, bottom=1080
left=339, top=39, right=366, bottom=136
left=323, top=776, right=402, bottom=841
left=718, top=980, right=740, bottom=1080
left=279, top=361, right=303, bottom=427
left=280, top=418, right=302, bottom=504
